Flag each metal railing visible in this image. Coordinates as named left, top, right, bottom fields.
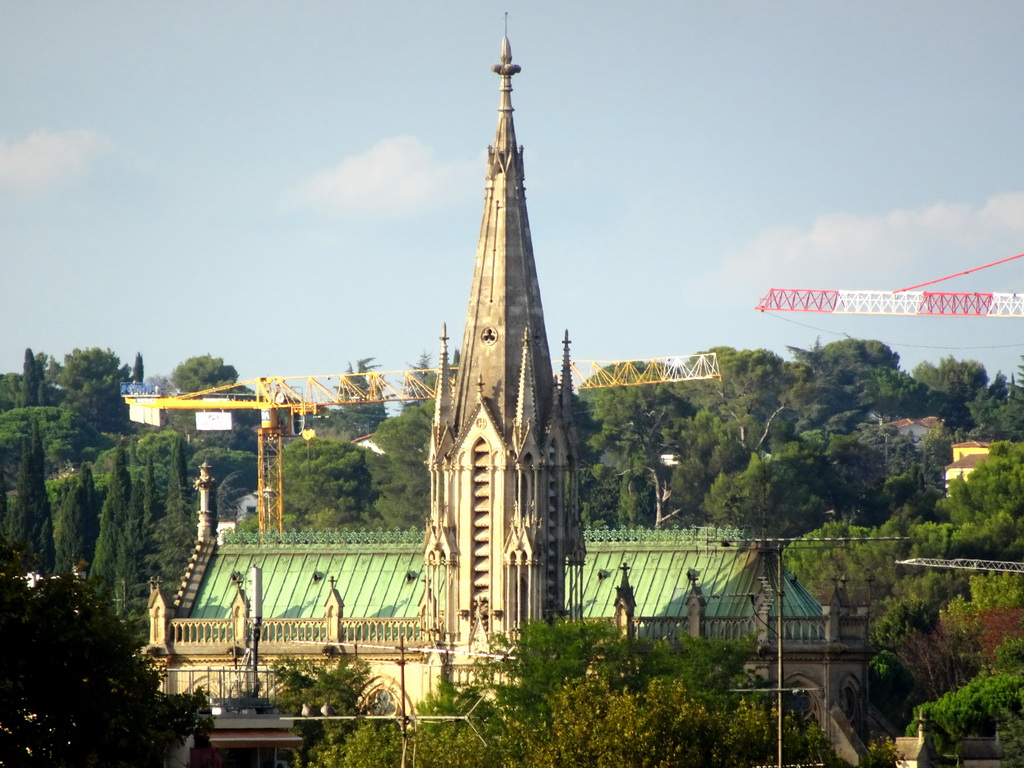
left=163, top=666, right=278, bottom=710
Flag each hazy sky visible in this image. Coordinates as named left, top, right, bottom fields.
left=4, top=2, right=1024, bottom=388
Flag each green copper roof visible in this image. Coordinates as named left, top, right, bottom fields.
left=189, top=538, right=423, bottom=620
left=583, top=537, right=821, bottom=619
left=188, top=528, right=821, bottom=621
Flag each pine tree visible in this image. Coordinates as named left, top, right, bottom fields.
left=91, top=443, right=132, bottom=590
left=11, top=420, right=54, bottom=572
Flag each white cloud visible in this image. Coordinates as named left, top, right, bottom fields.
left=701, top=192, right=1024, bottom=299
left=0, top=129, right=114, bottom=196
left=290, top=136, right=478, bottom=219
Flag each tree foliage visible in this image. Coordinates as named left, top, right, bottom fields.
left=368, top=402, right=432, bottom=529
left=57, top=347, right=131, bottom=433
left=283, top=438, right=376, bottom=528
left=273, top=656, right=372, bottom=767
left=322, top=620, right=846, bottom=768
left=8, top=419, right=54, bottom=572
left=170, top=354, right=238, bottom=394
left=0, top=540, right=209, bottom=766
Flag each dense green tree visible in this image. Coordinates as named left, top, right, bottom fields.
left=170, top=354, right=238, bottom=394
left=135, top=428, right=195, bottom=490
left=913, top=356, right=989, bottom=433
left=478, top=619, right=752, bottom=725
left=132, top=351, right=144, bottom=383
left=788, top=339, right=902, bottom=432
left=824, top=433, right=888, bottom=525
left=0, top=406, right=110, bottom=473
left=938, top=441, right=1024, bottom=560
left=115, top=465, right=148, bottom=614
left=368, top=402, right=432, bottom=528
left=869, top=650, right=918, bottom=729
left=584, top=382, right=696, bottom=527
left=283, top=438, right=377, bottom=528
left=694, top=346, right=811, bottom=449
left=273, top=656, right=372, bottom=767
left=8, top=420, right=55, bottom=572
left=57, top=347, right=131, bottom=433
left=191, top=446, right=257, bottom=500
left=515, top=677, right=841, bottom=768
left=151, top=433, right=196, bottom=584
left=52, top=464, right=101, bottom=572
left=0, top=540, right=208, bottom=766
left=915, top=673, right=1024, bottom=752
left=0, top=471, right=6, bottom=541
left=325, top=621, right=852, bottom=768
left=862, top=366, right=931, bottom=422
left=704, top=441, right=830, bottom=536
left=969, top=372, right=1011, bottom=438
left=664, top=408, right=748, bottom=526
left=21, top=347, right=44, bottom=407
left=91, top=442, right=132, bottom=592
left=0, top=371, right=22, bottom=412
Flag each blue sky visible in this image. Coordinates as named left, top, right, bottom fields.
left=3, top=2, right=1024, bottom=388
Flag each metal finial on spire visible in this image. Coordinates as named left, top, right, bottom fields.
left=492, top=34, right=521, bottom=77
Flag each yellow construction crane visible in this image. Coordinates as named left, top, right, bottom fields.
left=122, top=353, right=721, bottom=536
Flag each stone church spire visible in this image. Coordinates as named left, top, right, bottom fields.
left=422, top=37, right=584, bottom=649
left=452, top=33, right=552, bottom=433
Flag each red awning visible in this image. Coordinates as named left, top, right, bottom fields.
left=209, top=729, right=303, bottom=749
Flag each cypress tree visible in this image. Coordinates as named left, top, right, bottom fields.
left=12, top=420, right=53, bottom=572
left=152, top=434, right=195, bottom=584
left=91, top=443, right=131, bottom=590
left=0, top=470, right=8, bottom=541
left=132, top=352, right=144, bottom=384
left=78, top=464, right=101, bottom=565
left=53, top=478, right=83, bottom=573
left=114, top=469, right=146, bottom=613
left=53, top=464, right=100, bottom=569
left=140, top=455, right=158, bottom=569
left=20, top=348, right=41, bottom=408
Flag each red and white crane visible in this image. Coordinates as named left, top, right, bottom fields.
left=756, top=252, right=1024, bottom=317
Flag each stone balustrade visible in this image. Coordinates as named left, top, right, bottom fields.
left=162, top=616, right=421, bottom=653
left=260, top=618, right=329, bottom=644
left=169, top=618, right=235, bottom=645
left=339, top=618, right=421, bottom=644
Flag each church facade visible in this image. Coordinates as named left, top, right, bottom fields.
left=148, top=38, right=873, bottom=763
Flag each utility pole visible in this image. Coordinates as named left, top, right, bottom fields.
left=774, top=545, right=784, bottom=768
left=399, top=638, right=409, bottom=768
left=250, top=565, right=263, bottom=697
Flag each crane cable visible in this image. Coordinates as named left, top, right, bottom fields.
left=895, top=252, right=1024, bottom=293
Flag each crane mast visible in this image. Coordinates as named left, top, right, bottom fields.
left=123, top=353, right=721, bottom=537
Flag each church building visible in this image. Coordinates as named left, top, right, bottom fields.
left=148, top=37, right=873, bottom=764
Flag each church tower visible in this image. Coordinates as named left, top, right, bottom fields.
left=422, top=37, right=584, bottom=648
